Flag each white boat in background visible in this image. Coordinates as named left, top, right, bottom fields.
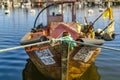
left=4, top=9, right=10, bottom=14
left=88, top=9, right=94, bottom=13
left=30, top=9, right=36, bottom=14
left=21, top=4, right=25, bottom=8
left=22, top=3, right=31, bottom=8
left=30, top=9, right=35, bottom=12
left=24, top=2, right=31, bottom=7
left=23, top=0, right=31, bottom=7
left=21, top=0, right=31, bottom=8
left=76, top=2, right=82, bottom=9
left=88, top=9, right=94, bottom=16
left=2, top=4, right=4, bottom=9
left=13, top=3, right=20, bottom=8
left=99, top=8, right=105, bottom=12
left=4, top=0, right=12, bottom=9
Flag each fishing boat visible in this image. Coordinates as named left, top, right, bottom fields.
left=20, top=1, right=115, bottom=80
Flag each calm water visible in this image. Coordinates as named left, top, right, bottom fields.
left=0, top=5, right=120, bottom=80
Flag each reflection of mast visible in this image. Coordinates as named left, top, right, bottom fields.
left=83, top=0, right=88, bottom=25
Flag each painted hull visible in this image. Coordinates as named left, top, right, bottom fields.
left=20, top=1, right=115, bottom=79
left=20, top=22, right=103, bottom=80
left=24, top=41, right=101, bottom=80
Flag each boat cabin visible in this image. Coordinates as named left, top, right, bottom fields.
left=46, top=1, right=76, bottom=25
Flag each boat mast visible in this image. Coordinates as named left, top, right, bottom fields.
left=33, top=1, right=76, bottom=28
left=46, top=1, right=76, bottom=25
left=71, top=1, right=76, bottom=22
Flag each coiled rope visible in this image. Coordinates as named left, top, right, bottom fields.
left=0, top=38, right=120, bottom=53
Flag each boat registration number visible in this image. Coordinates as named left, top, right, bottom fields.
left=73, top=47, right=96, bottom=62
left=35, top=49, right=55, bottom=65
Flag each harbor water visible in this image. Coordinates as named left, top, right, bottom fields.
left=0, top=5, right=120, bottom=80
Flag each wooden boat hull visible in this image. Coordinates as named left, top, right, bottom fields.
left=24, top=42, right=101, bottom=80
left=20, top=1, right=114, bottom=80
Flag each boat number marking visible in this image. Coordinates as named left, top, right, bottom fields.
left=73, top=47, right=95, bottom=62
left=35, top=49, right=55, bottom=65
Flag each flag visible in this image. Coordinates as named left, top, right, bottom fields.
left=76, top=21, right=82, bottom=33
left=102, top=7, right=113, bottom=20
left=106, top=21, right=115, bottom=34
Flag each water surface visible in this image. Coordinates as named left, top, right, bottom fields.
left=0, top=6, right=120, bottom=80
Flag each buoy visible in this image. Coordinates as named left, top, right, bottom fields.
left=102, top=33, right=115, bottom=41
left=88, top=9, right=94, bottom=16
left=96, top=28, right=105, bottom=35
left=99, top=8, right=104, bottom=12
left=30, top=9, right=36, bottom=14
left=5, top=10, right=10, bottom=14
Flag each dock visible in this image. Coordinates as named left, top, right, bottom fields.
left=1, top=0, right=120, bottom=8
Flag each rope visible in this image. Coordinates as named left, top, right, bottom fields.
left=0, top=38, right=120, bottom=53
left=0, top=41, right=50, bottom=53
left=73, top=41, right=120, bottom=52
left=33, top=2, right=64, bottom=28
left=104, top=44, right=120, bottom=47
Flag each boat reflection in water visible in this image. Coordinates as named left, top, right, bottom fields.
left=78, top=63, right=100, bottom=80
left=22, top=59, right=56, bottom=80
left=22, top=59, right=100, bottom=80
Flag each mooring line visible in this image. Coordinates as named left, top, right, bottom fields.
left=0, top=39, right=120, bottom=53
left=104, top=44, right=120, bottom=47
left=0, top=41, right=50, bottom=53
left=73, top=41, right=120, bottom=52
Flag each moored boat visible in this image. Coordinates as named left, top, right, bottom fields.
left=20, top=1, right=115, bottom=80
